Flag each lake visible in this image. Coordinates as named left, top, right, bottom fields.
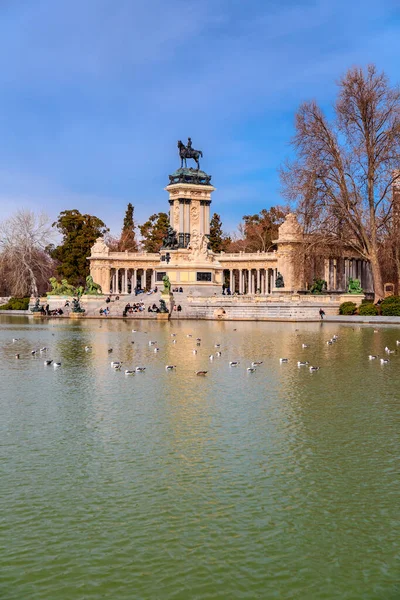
left=1, top=315, right=399, bottom=599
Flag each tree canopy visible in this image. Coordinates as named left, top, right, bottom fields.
left=209, top=213, right=231, bottom=252
left=119, top=203, right=138, bottom=252
left=139, top=212, right=169, bottom=252
left=280, top=64, right=400, bottom=300
left=227, top=206, right=288, bottom=252
left=51, top=209, right=108, bottom=286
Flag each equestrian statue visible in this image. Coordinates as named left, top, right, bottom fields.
left=177, top=137, right=203, bottom=170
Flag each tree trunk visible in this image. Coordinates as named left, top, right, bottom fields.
left=369, top=252, right=384, bottom=302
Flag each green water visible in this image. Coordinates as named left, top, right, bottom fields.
left=1, top=316, right=399, bottom=599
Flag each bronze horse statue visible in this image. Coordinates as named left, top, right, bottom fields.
left=178, top=140, right=203, bottom=170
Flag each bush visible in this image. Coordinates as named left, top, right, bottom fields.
left=339, top=301, right=357, bottom=315
left=358, top=303, right=378, bottom=316
left=0, top=297, right=30, bottom=311
left=381, top=297, right=400, bottom=316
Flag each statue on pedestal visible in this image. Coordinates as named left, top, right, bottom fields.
left=275, top=272, right=285, bottom=288
left=162, top=226, right=178, bottom=249
left=347, top=278, right=363, bottom=294
left=177, top=138, right=203, bottom=170
left=162, top=275, right=171, bottom=295
left=85, top=275, right=102, bottom=295
left=31, top=298, right=42, bottom=313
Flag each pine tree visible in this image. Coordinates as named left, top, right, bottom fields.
left=119, top=203, right=138, bottom=252
left=209, top=213, right=231, bottom=252
left=139, top=213, right=170, bottom=252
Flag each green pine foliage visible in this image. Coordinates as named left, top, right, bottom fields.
left=139, top=212, right=170, bottom=253
left=209, top=213, right=231, bottom=252
left=51, top=210, right=108, bottom=286
left=119, top=203, right=138, bottom=251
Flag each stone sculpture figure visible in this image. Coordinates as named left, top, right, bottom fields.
left=159, top=299, right=169, bottom=314
left=49, top=277, right=76, bottom=296
left=71, top=297, right=85, bottom=313
left=348, top=277, right=363, bottom=294
left=177, top=139, right=203, bottom=170
left=31, top=298, right=42, bottom=313
left=275, top=272, right=285, bottom=288
left=162, top=275, right=171, bottom=295
left=162, top=226, right=179, bottom=249
left=85, top=275, right=102, bottom=295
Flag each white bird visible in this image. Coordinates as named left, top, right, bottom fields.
left=171, top=333, right=176, bottom=337
left=209, top=354, right=214, bottom=360
left=53, top=362, right=61, bottom=368
left=280, top=358, right=288, bottom=363
left=229, top=361, right=240, bottom=366
left=385, top=347, right=395, bottom=354
left=154, top=348, right=160, bottom=352
left=252, top=361, right=263, bottom=366
left=215, top=343, right=221, bottom=348
left=368, top=355, right=377, bottom=360
left=302, top=344, right=309, bottom=348
left=125, top=370, right=135, bottom=375
left=380, top=358, right=390, bottom=364
left=111, top=361, right=122, bottom=367
left=192, top=349, right=197, bottom=355
left=85, top=346, right=92, bottom=352
left=247, top=367, right=256, bottom=373
left=12, top=338, right=19, bottom=342
left=44, top=360, right=53, bottom=366
left=172, top=340, right=177, bottom=344
left=187, top=334, right=192, bottom=338
left=165, top=365, right=176, bottom=370
left=396, top=340, right=400, bottom=346
left=136, top=367, right=146, bottom=372
left=40, top=347, right=48, bottom=353
left=297, top=361, right=309, bottom=367
left=327, top=340, right=333, bottom=345
left=132, top=329, right=137, bottom=332
left=149, top=341, right=157, bottom=346
left=31, top=350, right=38, bottom=355
left=216, top=351, right=222, bottom=357
left=196, top=338, right=201, bottom=341
left=309, top=366, right=320, bottom=372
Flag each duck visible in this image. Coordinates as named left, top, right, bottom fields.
left=136, top=367, right=146, bottom=373
left=247, top=367, right=256, bottom=373
left=165, top=365, right=176, bottom=371
left=229, top=361, right=240, bottom=366
left=280, top=358, right=288, bottom=363
left=53, top=362, right=61, bottom=368
left=309, top=366, right=320, bottom=372
left=252, top=361, right=263, bottom=366
left=380, top=358, right=390, bottom=364
left=44, top=360, right=53, bottom=366
left=125, top=370, right=135, bottom=375
left=196, top=370, right=207, bottom=376
left=368, top=355, right=378, bottom=360
left=297, top=361, right=309, bottom=367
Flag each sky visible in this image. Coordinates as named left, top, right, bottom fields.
left=0, top=0, right=399, bottom=236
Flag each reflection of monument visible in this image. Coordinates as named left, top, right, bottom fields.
left=88, top=139, right=374, bottom=297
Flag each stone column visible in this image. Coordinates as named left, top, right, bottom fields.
left=257, top=269, right=260, bottom=293
left=151, top=269, right=156, bottom=289
left=115, top=269, right=119, bottom=294
left=200, top=203, right=204, bottom=235
left=239, top=269, right=243, bottom=294
left=179, top=200, right=184, bottom=239
left=205, top=202, right=210, bottom=235
left=124, top=269, right=128, bottom=294
left=143, top=269, right=147, bottom=290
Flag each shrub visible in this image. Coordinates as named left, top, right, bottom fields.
left=358, top=303, right=378, bottom=316
left=381, top=297, right=400, bottom=316
left=310, top=278, right=327, bottom=294
left=0, top=297, right=30, bottom=310
left=339, top=301, right=357, bottom=315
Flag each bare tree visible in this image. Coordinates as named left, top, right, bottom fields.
left=281, top=65, right=400, bottom=301
left=0, top=210, right=55, bottom=297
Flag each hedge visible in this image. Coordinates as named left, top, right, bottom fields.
left=381, top=297, right=400, bottom=316
left=358, top=303, right=378, bottom=316
left=339, top=301, right=357, bottom=315
left=0, top=297, right=30, bottom=310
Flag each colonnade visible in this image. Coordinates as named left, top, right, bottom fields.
left=322, top=258, right=373, bottom=292
left=110, top=268, right=157, bottom=295
left=224, top=268, right=277, bottom=295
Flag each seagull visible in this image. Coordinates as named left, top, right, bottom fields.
left=209, top=355, right=214, bottom=360
left=229, top=361, right=240, bottom=366
left=149, top=341, right=157, bottom=346
left=125, top=370, right=135, bottom=375
left=327, top=340, right=333, bottom=345
left=368, top=355, right=378, bottom=360
left=302, top=344, right=309, bottom=348
left=40, top=347, right=48, bottom=353
left=171, top=333, right=176, bottom=337
left=44, top=360, right=53, bottom=366
left=111, top=361, right=122, bottom=367
left=31, top=350, right=38, bottom=355
left=154, top=348, right=160, bottom=352
left=85, top=346, right=92, bottom=352
left=280, top=358, right=288, bottom=363
left=196, top=338, right=201, bottom=341
left=132, top=329, right=137, bottom=332
left=53, top=362, right=61, bottom=368
left=136, top=367, right=146, bottom=373
left=215, top=344, right=221, bottom=348
left=165, top=365, right=176, bottom=370
left=247, top=367, right=256, bottom=373
left=309, top=366, right=320, bottom=372
left=192, top=349, right=197, bottom=355
left=15, top=354, right=20, bottom=359
left=12, top=338, right=19, bottom=342
left=297, top=361, right=309, bottom=367
left=187, top=334, right=192, bottom=338
left=397, top=340, right=400, bottom=346
left=216, top=351, right=222, bottom=357
left=172, top=340, right=177, bottom=344
left=380, top=358, right=390, bottom=364
left=385, top=347, right=395, bottom=354
left=252, top=361, right=263, bottom=366
left=196, top=370, right=207, bottom=376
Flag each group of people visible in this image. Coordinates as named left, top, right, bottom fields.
left=43, top=304, right=64, bottom=316
left=122, top=301, right=145, bottom=316
left=99, top=307, right=110, bottom=316
left=172, top=287, right=184, bottom=293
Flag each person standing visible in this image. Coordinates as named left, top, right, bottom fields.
left=319, top=308, right=325, bottom=320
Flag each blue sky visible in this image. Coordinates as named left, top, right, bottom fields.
left=0, top=0, right=399, bottom=236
